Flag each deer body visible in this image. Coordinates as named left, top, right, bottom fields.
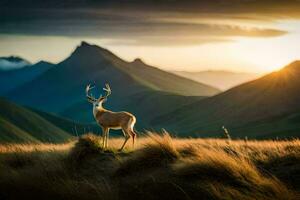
left=94, top=109, right=136, bottom=130
left=87, top=84, right=137, bottom=151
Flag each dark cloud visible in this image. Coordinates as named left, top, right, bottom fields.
left=0, top=0, right=296, bottom=46
left=2, top=0, right=300, bottom=18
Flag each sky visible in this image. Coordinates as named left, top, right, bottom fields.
left=1, top=0, right=300, bottom=73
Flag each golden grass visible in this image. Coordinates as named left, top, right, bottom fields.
left=0, top=141, right=75, bottom=153
left=0, top=132, right=299, bottom=200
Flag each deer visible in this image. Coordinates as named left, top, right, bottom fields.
left=86, top=83, right=137, bottom=151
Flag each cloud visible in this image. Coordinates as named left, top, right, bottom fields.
left=0, top=0, right=296, bottom=46
left=103, top=37, right=232, bottom=46
left=2, top=0, right=300, bottom=19
left=0, top=58, right=30, bottom=70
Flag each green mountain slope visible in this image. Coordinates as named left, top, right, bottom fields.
left=0, top=118, right=39, bottom=143
left=111, top=57, right=220, bottom=96
left=5, top=42, right=214, bottom=125
left=153, top=61, right=300, bottom=138
left=0, top=98, right=72, bottom=143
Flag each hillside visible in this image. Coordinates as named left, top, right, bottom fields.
left=0, top=98, right=72, bottom=143
left=153, top=61, right=300, bottom=138
left=171, top=70, right=260, bottom=90
left=0, top=134, right=298, bottom=200
left=32, top=108, right=98, bottom=135
left=0, top=61, right=53, bottom=94
left=118, top=58, right=220, bottom=96
left=5, top=42, right=214, bottom=124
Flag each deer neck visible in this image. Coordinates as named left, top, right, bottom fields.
left=93, top=103, right=106, bottom=118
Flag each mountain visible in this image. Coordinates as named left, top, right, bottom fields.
left=123, top=58, right=220, bottom=96
left=0, top=98, right=72, bottom=143
left=0, top=56, right=31, bottom=70
left=153, top=61, right=300, bottom=138
left=5, top=41, right=217, bottom=125
left=171, top=70, right=260, bottom=90
left=0, top=61, right=53, bottom=94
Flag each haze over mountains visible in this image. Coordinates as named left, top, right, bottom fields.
left=0, top=41, right=299, bottom=141
left=0, top=56, right=31, bottom=70
left=171, top=70, right=260, bottom=90
left=3, top=42, right=218, bottom=126
left=154, top=61, right=300, bottom=138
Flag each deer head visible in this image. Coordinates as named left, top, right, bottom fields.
left=86, top=83, right=111, bottom=105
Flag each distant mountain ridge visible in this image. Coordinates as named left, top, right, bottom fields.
left=154, top=61, right=300, bottom=138
left=171, top=70, right=260, bottom=90
left=0, top=56, right=31, bottom=70
left=67, top=42, right=220, bottom=96
left=5, top=41, right=216, bottom=126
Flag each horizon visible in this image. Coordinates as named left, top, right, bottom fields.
left=1, top=1, right=300, bottom=73
left=0, top=40, right=264, bottom=74
left=0, top=40, right=295, bottom=74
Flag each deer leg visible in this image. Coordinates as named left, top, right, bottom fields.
left=131, top=130, right=137, bottom=148
left=102, top=127, right=108, bottom=149
left=128, top=119, right=137, bottom=149
left=101, top=127, right=105, bottom=148
left=119, top=129, right=130, bottom=151
left=105, top=128, right=110, bottom=149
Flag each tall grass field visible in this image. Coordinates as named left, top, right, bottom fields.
left=0, top=133, right=299, bottom=200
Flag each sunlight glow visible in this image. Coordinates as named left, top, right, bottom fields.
left=0, top=21, right=299, bottom=73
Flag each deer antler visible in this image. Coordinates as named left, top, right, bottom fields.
left=86, top=84, right=97, bottom=102
left=103, top=83, right=111, bottom=99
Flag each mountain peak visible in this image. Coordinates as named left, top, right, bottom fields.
left=132, top=58, right=145, bottom=65
left=75, top=41, right=104, bottom=52
left=35, top=60, right=52, bottom=65
left=80, top=41, right=91, bottom=47
left=284, top=60, right=300, bottom=70
left=69, top=41, right=116, bottom=60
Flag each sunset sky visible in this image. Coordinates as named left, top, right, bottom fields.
left=1, top=0, right=300, bottom=73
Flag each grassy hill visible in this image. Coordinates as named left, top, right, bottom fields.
left=5, top=42, right=214, bottom=124
left=153, top=61, right=300, bottom=138
left=0, top=133, right=298, bottom=200
left=0, top=98, right=72, bottom=143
